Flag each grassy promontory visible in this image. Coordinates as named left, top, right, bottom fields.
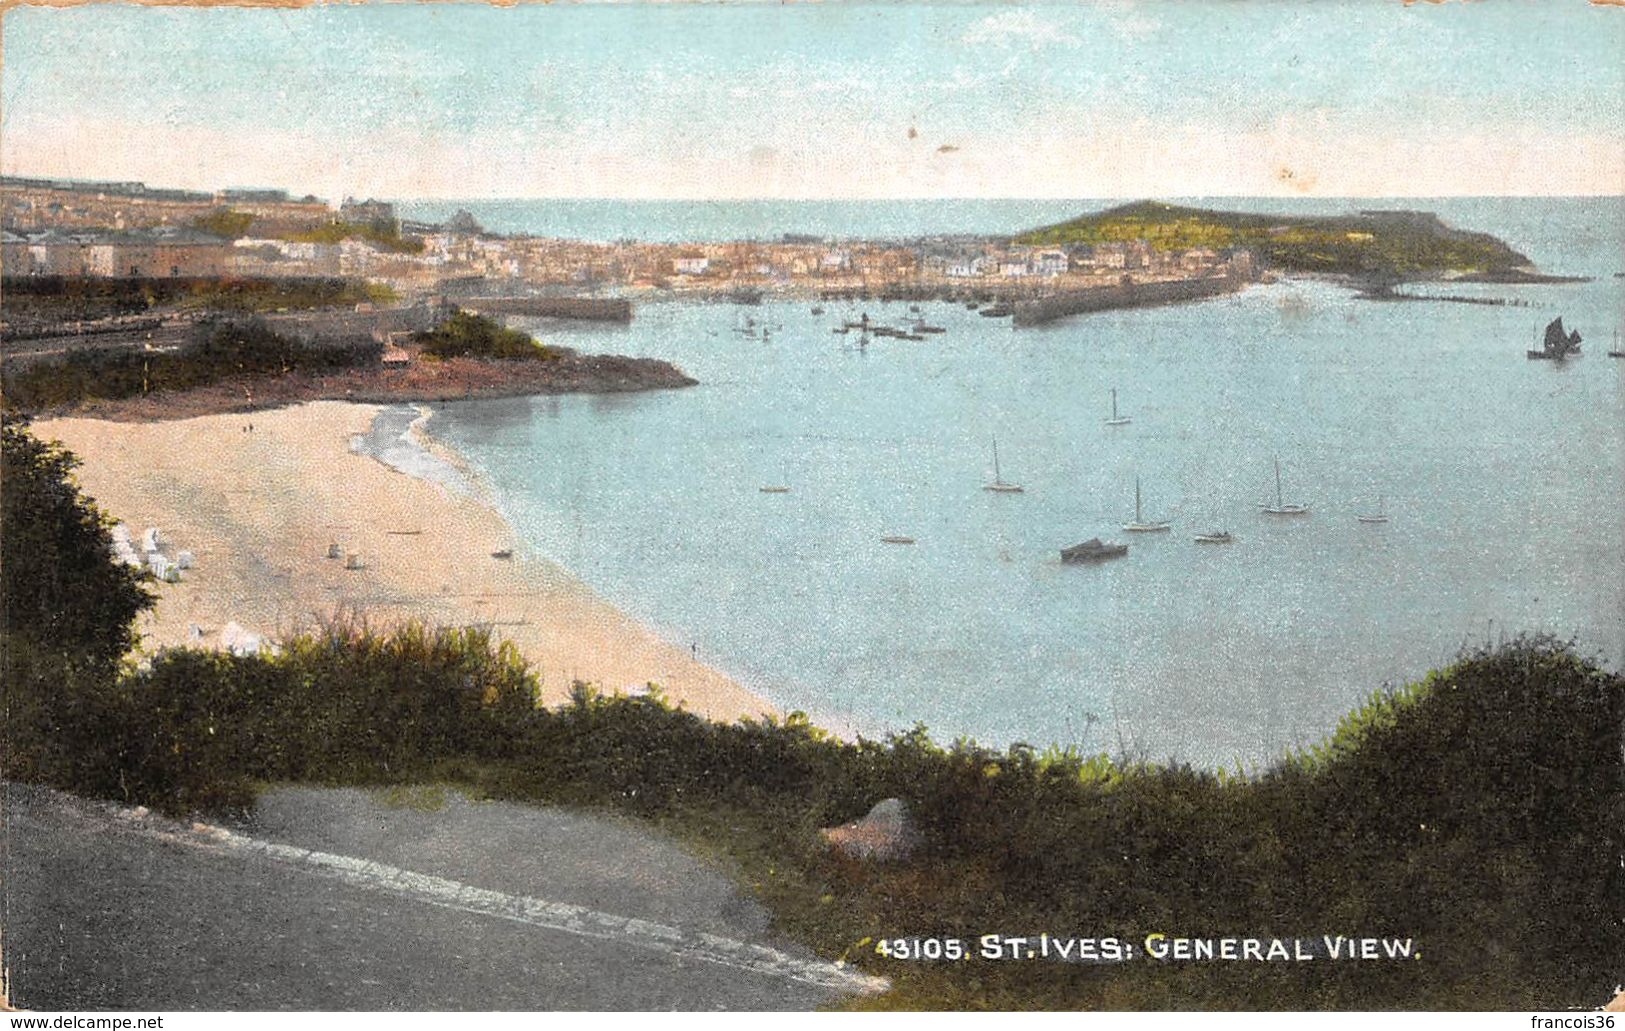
left=1015, top=201, right=1536, bottom=281
left=1, top=312, right=696, bottom=420
left=3, top=420, right=1621, bottom=1010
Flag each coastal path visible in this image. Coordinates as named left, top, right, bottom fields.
left=2, top=782, right=884, bottom=1010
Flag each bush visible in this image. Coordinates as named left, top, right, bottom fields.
left=414, top=311, right=559, bottom=361
left=0, top=417, right=152, bottom=665
left=1, top=319, right=383, bottom=412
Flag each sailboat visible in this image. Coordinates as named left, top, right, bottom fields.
left=1356, top=495, right=1389, bottom=524
left=1259, top=458, right=1310, bottom=515
left=983, top=438, right=1024, bottom=493
left=1122, top=477, right=1172, bottom=532
left=1104, top=388, right=1131, bottom=426
left=1608, top=329, right=1623, bottom=358
left=1194, top=530, right=1234, bottom=544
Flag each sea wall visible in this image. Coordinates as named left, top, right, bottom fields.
left=1011, top=274, right=1249, bottom=327
left=460, top=296, right=633, bottom=323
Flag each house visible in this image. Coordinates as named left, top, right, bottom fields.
left=1085, top=242, right=1127, bottom=269
left=673, top=250, right=710, bottom=276
left=1034, top=249, right=1070, bottom=276
left=25, top=229, right=97, bottom=275
left=1179, top=247, right=1220, bottom=272
left=340, top=197, right=399, bottom=229
left=85, top=227, right=233, bottom=278
left=2, top=229, right=34, bottom=275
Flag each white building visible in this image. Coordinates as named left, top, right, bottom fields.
left=673, top=251, right=710, bottom=275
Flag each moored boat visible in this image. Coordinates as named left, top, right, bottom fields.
left=1061, top=537, right=1128, bottom=563
left=983, top=438, right=1024, bottom=493
left=1122, top=477, right=1172, bottom=532
left=1194, top=530, right=1234, bottom=544
left=1259, top=457, right=1309, bottom=515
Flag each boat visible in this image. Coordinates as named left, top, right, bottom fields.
left=1194, top=530, right=1234, bottom=544
left=912, top=320, right=947, bottom=334
left=1608, top=329, right=1623, bottom=358
left=983, top=438, right=1025, bottom=493
left=965, top=301, right=981, bottom=310
left=880, top=534, right=916, bottom=545
left=1061, top=537, right=1128, bottom=563
left=979, top=304, right=1014, bottom=318
left=490, top=548, right=513, bottom=560
left=1527, top=317, right=1582, bottom=360
left=1259, top=458, right=1310, bottom=515
left=810, top=306, right=825, bottom=316
left=1356, top=495, right=1389, bottom=524
left=1122, top=478, right=1172, bottom=532
left=1104, top=388, right=1131, bottom=426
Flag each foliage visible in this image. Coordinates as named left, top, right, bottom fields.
left=1, top=275, right=391, bottom=324
left=1014, top=201, right=1531, bottom=278
left=5, top=619, right=1618, bottom=1009
left=190, top=208, right=257, bottom=240
left=1, top=319, right=382, bottom=412
left=0, top=417, right=153, bottom=667
left=287, top=220, right=425, bottom=254
left=414, top=311, right=560, bottom=361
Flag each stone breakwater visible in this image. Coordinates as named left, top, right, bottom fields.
left=459, top=296, right=634, bottom=323
left=1012, top=273, right=1251, bottom=327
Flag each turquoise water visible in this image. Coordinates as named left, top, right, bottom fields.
left=423, top=197, right=1624, bottom=765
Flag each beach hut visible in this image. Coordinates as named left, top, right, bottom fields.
left=148, top=553, right=174, bottom=582
left=111, top=528, right=143, bottom=567
left=326, top=542, right=342, bottom=560
left=345, top=552, right=362, bottom=570
left=175, top=550, right=195, bottom=570
left=141, top=527, right=162, bottom=553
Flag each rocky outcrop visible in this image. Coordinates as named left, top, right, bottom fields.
left=819, top=798, right=919, bottom=862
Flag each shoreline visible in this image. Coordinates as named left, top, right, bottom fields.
left=35, top=400, right=778, bottom=724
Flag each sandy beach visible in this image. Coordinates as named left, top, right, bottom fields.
left=35, top=401, right=775, bottom=723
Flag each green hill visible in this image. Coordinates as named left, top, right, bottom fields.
left=1014, top=200, right=1531, bottom=280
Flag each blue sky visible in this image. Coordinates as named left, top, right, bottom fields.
left=3, top=2, right=1621, bottom=199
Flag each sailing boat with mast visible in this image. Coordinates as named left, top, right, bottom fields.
left=983, top=438, right=1024, bottom=493
left=1104, top=388, right=1131, bottom=426
left=1608, top=329, right=1623, bottom=358
left=1122, top=477, right=1171, bottom=532
left=1258, top=457, right=1309, bottom=515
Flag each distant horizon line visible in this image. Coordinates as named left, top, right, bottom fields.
left=4, top=174, right=1623, bottom=205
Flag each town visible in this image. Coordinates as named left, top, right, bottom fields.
left=1, top=175, right=1257, bottom=324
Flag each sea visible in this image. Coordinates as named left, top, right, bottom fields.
left=403, top=197, right=1624, bottom=767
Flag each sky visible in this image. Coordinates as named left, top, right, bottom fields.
left=2, top=2, right=1622, bottom=200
